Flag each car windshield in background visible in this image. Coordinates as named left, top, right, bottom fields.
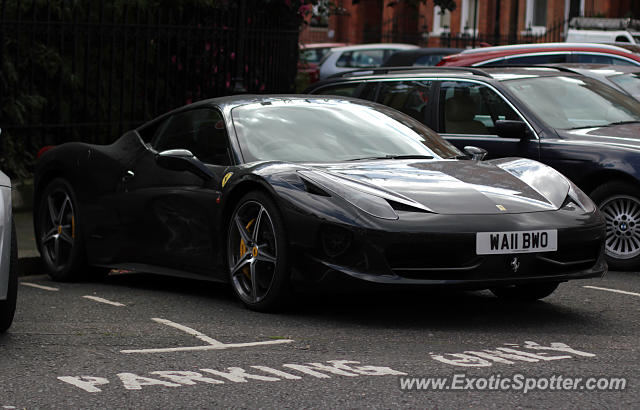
left=300, top=48, right=329, bottom=64
left=232, top=99, right=461, bottom=163
left=504, top=76, right=640, bottom=129
left=609, top=72, right=640, bottom=100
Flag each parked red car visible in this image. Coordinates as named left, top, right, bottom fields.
left=437, top=42, right=640, bottom=67
left=298, top=42, right=347, bottom=83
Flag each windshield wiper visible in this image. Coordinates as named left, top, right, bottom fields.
left=347, top=154, right=434, bottom=161
left=605, top=120, right=640, bottom=126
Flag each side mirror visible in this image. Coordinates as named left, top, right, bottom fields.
left=495, top=120, right=530, bottom=139
left=464, top=145, right=488, bottom=161
left=156, top=149, right=214, bottom=180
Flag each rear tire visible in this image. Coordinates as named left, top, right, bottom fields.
left=490, top=282, right=559, bottom=301
left=0, top=218, right=18, bottom=333
left=36, top=178, right=106, bottom=281
left=590, top=181, right=640, bottom=270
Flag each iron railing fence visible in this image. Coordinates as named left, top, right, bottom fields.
left=0, top=0, right=300, bottom=151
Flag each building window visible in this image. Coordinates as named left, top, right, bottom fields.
left=310, top=0, right=329, bottom=28
left=432, top=6, right=451, bottom=35
left=460, top=0, right=480, bottom=35
left=524, top=0, right=548, bottom=34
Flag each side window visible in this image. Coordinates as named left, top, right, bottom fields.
left=439, top=81, right=520, bottom=135
left=314, top=83, right=360, bottom=97
left=152, top=108, right=231, bottom=165
left=336, top=50, right=386, bottom=68
left=503, top=53, right=568, bottom=64
left=376, top=81, right=433, bottom=124
left=611, top=56, right=639, bottom=67
left=414, top=54, right=446, bottom=66
left=574, top=53, right=615, bottom=64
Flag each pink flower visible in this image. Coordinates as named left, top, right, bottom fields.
left=230, top=52, right=236, bottom=60
left=298, top=4, right=312, bottom=14
left=205, top=43, right=211, bottom=51
left=171, top=55, right=176, bottom=63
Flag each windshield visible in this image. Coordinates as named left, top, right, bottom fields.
left=231, top=99, right=461, bottom=163
left=609, top=72, right=640, bottom=101
left=503, top=75, right=640, bottom=129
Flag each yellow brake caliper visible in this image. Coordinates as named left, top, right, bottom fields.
left=239, top=219, right=255, bottom=278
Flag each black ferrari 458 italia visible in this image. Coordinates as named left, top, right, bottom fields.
left=34, top=96, right=606, bottom=311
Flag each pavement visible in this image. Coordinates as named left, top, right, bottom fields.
left=1, top=270, right=639, bottom=408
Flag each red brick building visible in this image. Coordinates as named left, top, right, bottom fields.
left=300, top=0, right=639, bottom=47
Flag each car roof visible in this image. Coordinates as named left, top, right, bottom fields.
left=301, top=42, right=347, bottom=49
left=306, top=66, right=588, bottom=92
left=541, top=63, right=640, bottom=76
left=327, top=43, right=419, bottom=52
left=459, top=42, right=633, bottom=54
left=388, top=47, right=464, bottom=56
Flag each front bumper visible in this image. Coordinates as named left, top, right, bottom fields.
left=287, top=207, right=606, bottom=288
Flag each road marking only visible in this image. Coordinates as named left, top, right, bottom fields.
left=82, top=296, right=126, bottom=307
left=120, top=318, right=293, bottom=354
left=583, top=285, right=640, bottom=298
left=20, top=282, right=59, bottom=291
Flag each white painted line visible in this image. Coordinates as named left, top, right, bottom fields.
left=583, top=285, right=640, bottom=298
left=83, top=296, right=126, bottom=307
left=151, top=318, right=225, bottom=347
left=20, top=282, right=59, bottom=291
left=121, top=339, right=294, bottom=354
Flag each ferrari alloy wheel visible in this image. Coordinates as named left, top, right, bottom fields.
left=490, top=282, right=559, bottom=301
left=37, top=178, right=96, bottom=281
left=591, top=182, right=640, bottom=270
left=227, top=191, right=290, bottom=311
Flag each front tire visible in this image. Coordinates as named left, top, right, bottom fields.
left=490, top=282, right=559, bottom=301
left=590, top=181, right=640, bottom=270
left=227, top=191, right=291, bottom=312
left=0, top=218, right=18, bottom=333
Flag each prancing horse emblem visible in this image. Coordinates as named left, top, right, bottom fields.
left=510, top=257, right=520, bottom=273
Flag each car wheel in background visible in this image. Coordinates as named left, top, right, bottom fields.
left=0, top=218, right=18, bottom=332
left=490, top=282, right=559, bottom=301
left=590, top=181, right=640, bottom=270
left=227, top=191, right=291, bottom=312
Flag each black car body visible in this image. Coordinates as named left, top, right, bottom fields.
left=382, top=47, right=463, bottom=68
left=34, top=96, right=605, bottom=310
left=306, top=66, right=640, bottom=270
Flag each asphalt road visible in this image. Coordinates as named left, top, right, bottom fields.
left=1, top=270, right=639, bottom=409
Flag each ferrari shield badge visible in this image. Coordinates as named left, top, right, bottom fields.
left=222, top=172, right=233, bottom=188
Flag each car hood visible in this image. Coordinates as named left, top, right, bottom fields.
left=300, top=158, right=570, bottom=215
left=556, top=122, right=640, bottom=152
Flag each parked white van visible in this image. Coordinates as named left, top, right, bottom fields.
left=566, top=17, right=640, bottom=44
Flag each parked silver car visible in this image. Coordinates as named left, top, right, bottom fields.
left=0, top=169, right=17, bottom=332
left=318, top=43, right=418, bottom=80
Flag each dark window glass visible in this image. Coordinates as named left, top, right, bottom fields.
left=533, top=0, right=547, bottom=26
left=504, top=53, right=568, bottom=64
left=336, top=49, right=387, bottom=68
left=609, top=73, right=640, bottom=100
left=314, top=83, right=360, bottom=97
left=414, top=54, right=446, bottom=66
left=376, top=81, right=433, bottom=124
left=152, top=108, right=231, bottom=165
left=439, top=81, right=519, bottom=135
left=231, top=99, right=461, bottom=163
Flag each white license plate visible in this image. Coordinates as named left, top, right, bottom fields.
left=476, top=230, right=557, bottom=255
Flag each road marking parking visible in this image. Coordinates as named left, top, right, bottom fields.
left=583, top=285, right=640, bottom=298
left=20, top=282, right=59, bottom=291
left=430, top=341, right=595, bottom=367
left=58, top=360, right=407, bottom=392
left=120, top=318, right=294, bottom=354
left=82, top=296, right=126, bottom=307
